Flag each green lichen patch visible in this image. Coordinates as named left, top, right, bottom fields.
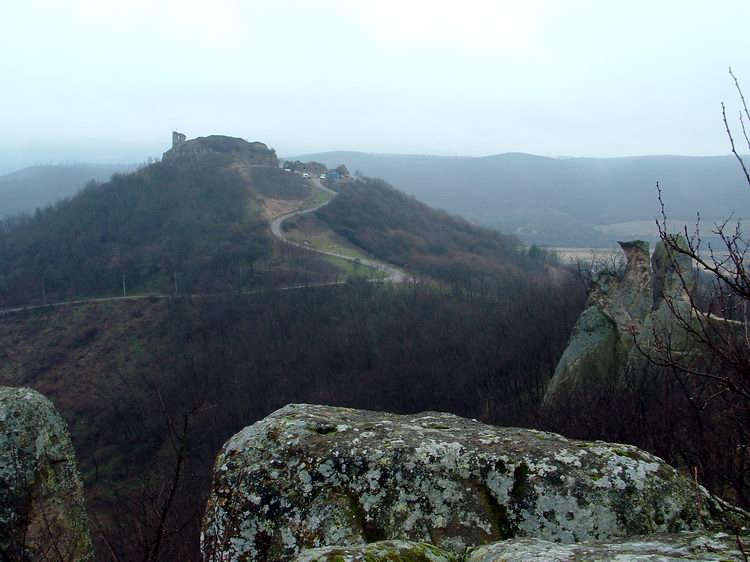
left=612, top=448, right=640, bottom=460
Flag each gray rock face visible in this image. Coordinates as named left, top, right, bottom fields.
left=544, top=240, right=652, bottom=405
left=543, top=236, right=707, bottom=407
left=201, top=404, right=740, bottom=561
left=162, top=134, right=278, bottom=167
left=290, top=533, right=750, bottom=562
left=652, top=235, right=695, bottom=304
left=0, top=387, right=92, bottom=561
left=466, top=532, right=749, bottom=562
left=292, top=540, right=453, bottom=562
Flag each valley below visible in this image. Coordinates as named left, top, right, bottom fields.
left=0, top=134, right=748, bottom=561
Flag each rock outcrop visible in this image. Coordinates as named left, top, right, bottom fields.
left=201, top=404, right=743, bottom=561
left=290, top=532, right=750, bottom=562
left=543, top=236, right=706, bottom=407
left=543, top=240, right=653, bottom=406
left=162, top=134, right=278, bottom=167
left=0, top=387, right=92, bottom=561
left=292, top=540, right=453, bottom=562
left=652, top=235, right=695, bottom=304
left=466, top=532, right=749, bottom=561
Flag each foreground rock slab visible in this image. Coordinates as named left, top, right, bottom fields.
left=0, top=387, right=92, bottom=561
left=467, top=532, right=749, bottom=562
left=290, top=533, right=750, bottom=562
left=202, top=404, right=741, bottom=561
left=292, top=540, right=453, bottom=562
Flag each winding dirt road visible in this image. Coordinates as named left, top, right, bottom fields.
left=271, top=178, right=408, bottom=282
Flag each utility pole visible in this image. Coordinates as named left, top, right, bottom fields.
left=42, top=280, right=46, bottom=303
left=239, top=266, right=244, bottom=288
left=173, top=271, right=178, bottom=293
left=122, top=273, right=126, bottom=297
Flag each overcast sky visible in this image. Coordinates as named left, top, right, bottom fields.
left=1, top=0, right=749, bottom=171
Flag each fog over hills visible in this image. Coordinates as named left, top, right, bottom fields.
left=4, top=151, right=748, bottom=248
left=0, top=164, right=135, bottom=218
left=290, top=151, right=749, bottom=247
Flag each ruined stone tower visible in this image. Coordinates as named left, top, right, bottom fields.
left=172, top=131, right=186, bottom=148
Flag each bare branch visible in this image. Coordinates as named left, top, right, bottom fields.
left=730, top=66, right=750, bottom=150
left=723, top=101, right=750, bottom=187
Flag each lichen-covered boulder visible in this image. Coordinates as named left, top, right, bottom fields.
left=292, top=540, right=454, bottom=562
left=466, top=532, right=749, bottom=561
left=0, top=387, right=92, bottom=561
left=201, top=404, right=741, bottom=561
left=543, top=240, right=652, bottom=406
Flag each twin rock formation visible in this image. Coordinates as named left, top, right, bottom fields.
left=543, top=238, right=696, bottom=407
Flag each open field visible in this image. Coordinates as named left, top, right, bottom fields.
left=284, top=214, right=401, bottom=280
left=302, top=188, right=334, bottom=209
left=322, top=255, right=388, bottom=279
left=549, top=247, right=621, bottom=263
left=285, top=214, right=372, bottom=260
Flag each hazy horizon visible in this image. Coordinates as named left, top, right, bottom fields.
left=2, top=147, right=747, bottom=177
left=2, top=0, right=749, bottom=173
left=2, top=141, right=748, bottom=177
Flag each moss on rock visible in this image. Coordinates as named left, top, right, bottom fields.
left=0, top=386, right=92, bottom=561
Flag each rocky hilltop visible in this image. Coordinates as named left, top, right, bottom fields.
left=0, top=387, right=92, bottom=561
left=201, top=403, right=747, bottom=561
left=162, top=134, right=278, bottom=167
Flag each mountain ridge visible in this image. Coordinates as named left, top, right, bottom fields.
left=0, top=163, right=135, bottom=218
left=288, top=151, right=749, bottom=246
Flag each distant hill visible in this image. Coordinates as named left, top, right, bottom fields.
left=0, top=140, right=331, bottom=307
left=290, top=151, right=750, bottom=247
left=0, top=164, right=135, bottom=218
left=0, top=135, right=554, bottom=308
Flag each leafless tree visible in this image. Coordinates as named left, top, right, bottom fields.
left=643, top=67, right=750, bottom=507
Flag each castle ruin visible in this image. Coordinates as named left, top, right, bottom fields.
left=172, top=131, right=187, bottom=148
